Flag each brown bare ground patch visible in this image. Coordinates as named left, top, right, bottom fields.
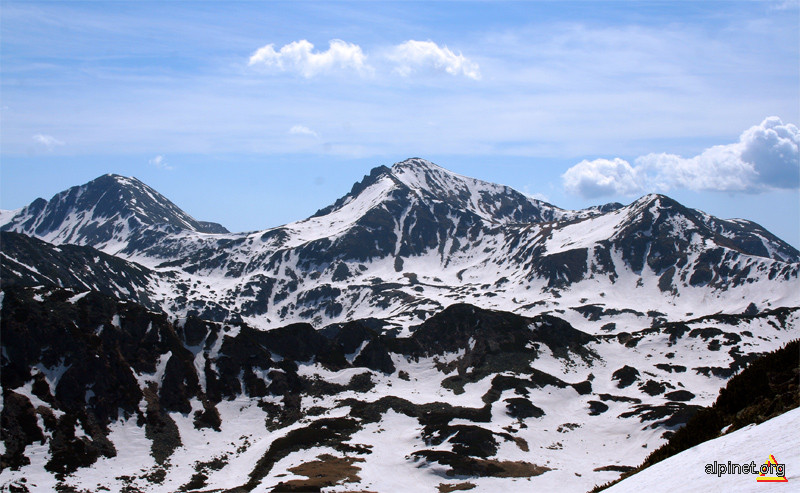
left=272, top=454, right=364, bottom=491
left=412, top=450, right=551, bottom=478
left=438, top=482, right=477, bottom=492
left=481, top=459, right=550, bottom=477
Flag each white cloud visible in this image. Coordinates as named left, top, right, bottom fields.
left=248, top=39, right=372, bottom=78
left=563, top=158, right=643, bottom=198
left=247, top=39, right=480, bottom=81
left=149, top=154, right=172, bottom=170
left=289, top=124, right=318, bottom=138
left=388, top=40, right=481, bottom=80
left=739, top=116, right=800, bottom=188
left=562, top=117, right=799, bottom=198
left=32, top=134, right=64, bottom=148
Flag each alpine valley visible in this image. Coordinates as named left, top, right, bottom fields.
left=1, top=158, right=798, bottom=492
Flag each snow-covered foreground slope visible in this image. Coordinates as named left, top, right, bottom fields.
left=605, top=407, right=799, bottom=493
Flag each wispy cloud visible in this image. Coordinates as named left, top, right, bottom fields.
left=3, top=4, right=796, bottom=161
left=388, top=40, right=481, bottom=80
left=771, top=0, right=799, bottom=11
left=32, top=134, right=64, bottom=149
left=522, top=187, right=550, bottom=203
left=289, top=124, right=318, bottom=138
left=149, top=154, right=173, bottom=170
left=562, top=117, right=800, bottom=198
left=248, top=39, right=372, bottom=78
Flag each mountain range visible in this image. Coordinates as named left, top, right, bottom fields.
left=1, top=158, right=798, bottom=492
left=3, top=159, right=797, bottom=331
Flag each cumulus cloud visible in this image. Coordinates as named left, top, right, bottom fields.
left=248, top=39, right=372, bottom=78
left=247, top=39, right=479, bottom=80
left=738, top=117, right=800, bottom=187
left=388, top=40, right=481, bottom=80
left=33, top=134, right=64, bottom=148
left=149, top=155, right=172, bottom=170
left=563, top=158, right=643, bottom=198
left=289, top=124, right=318, bottom=138
left=562, top=117, right=799, bottom=198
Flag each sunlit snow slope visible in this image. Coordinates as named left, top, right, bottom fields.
left=605, top=407, right=800, bottom=493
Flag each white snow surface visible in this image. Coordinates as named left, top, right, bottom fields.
left=0, top=208, right=22, bottom=227
left=606, top=407, right=800, bottom=493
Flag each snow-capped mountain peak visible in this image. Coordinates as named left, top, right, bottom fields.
left=312, top=158, right=575, bottom=230
left=612, top=192, right=799, bottom=262
left=390, top=157, right=471, bottom=194
left=0, top=173, right=228, bottom=249
left=389, top=157, right=568, bottom=224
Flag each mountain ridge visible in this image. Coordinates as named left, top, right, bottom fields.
left=1, top=159, right=797, bottom=331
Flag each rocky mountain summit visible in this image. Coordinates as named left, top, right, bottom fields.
left=1, top=173, right=228, bottom=250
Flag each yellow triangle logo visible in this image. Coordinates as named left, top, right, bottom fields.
left=757, top=454, right=788, bottom=483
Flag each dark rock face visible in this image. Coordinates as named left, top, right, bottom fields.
left=407, top=303, right=535, bottom=356
left=0, top=232, right=159, bottom=310
left=588, top=401, right=609, bottom=416
left=533, top=248, right=590, bottom=288
left=1, top=392, right=45, bottom=470
left=402, top=304, right=597, bottom=391
left=612, top=366, right=640, bottom=388
left=505, top=398, right=545, bottom=419
left=639, top=380, right=669, bottom=396
left=406, top=304, right=595, bottom=356
left=353, top=340, right=396, bottom=374
left=665, top=390, right=696, bottom=402
left=197, top=221, right=230, bottom=234
left=426, top=425, right=499, bottom=457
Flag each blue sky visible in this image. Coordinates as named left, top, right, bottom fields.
left=2, top=1, right=799, bottom=246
